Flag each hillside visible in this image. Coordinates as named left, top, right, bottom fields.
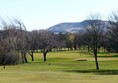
left=47, top=20, right=108, bottom=33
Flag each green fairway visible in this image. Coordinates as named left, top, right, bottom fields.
left=0, top=51, right=118, bottom=83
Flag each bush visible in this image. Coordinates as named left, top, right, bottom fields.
left=0, top=51, right=19, bottom=65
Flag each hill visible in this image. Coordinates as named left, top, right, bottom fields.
left=47, top=20, right=108, bottom=34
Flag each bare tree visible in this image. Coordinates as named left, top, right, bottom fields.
left=85, top=14, right=104, bottom=70
left=106, top=11, right=118, bottom=52
left=54, top=33, right=66, bottom=51
left=28, top=30, right=39, bottom=61
left=0, top=18, right=19, bottom=65
left=13, top=18, right=29, bottom=63
left=38, top=30, right=57, bottom=61
left=66, top=33, right=75, bottom=50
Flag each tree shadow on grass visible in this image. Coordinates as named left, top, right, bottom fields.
left=65, top=69, right=118, bottom=75
left=98, top=55, right=118, bottom=58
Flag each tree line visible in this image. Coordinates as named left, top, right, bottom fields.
left=0, top=11, right=118, bottom=70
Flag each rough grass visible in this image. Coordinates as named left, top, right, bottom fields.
left=0, top=50, right=118, bottom=83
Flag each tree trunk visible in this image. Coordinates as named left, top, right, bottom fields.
left=21, top=54, right=24, bottom=64
left=2, top=55, right=5, bottom=65
left=43, top=52, right=47, bottom=62
left=29, top=52, right=34, bottom=61
left=70, top=43, right=73, bottom=50
left=74, top=44, right=77, bottom=50
left=103, top=46, right=106, bottom=53
left=87, top=45, right=90, bottom=53
left=30, top=54, right=34, bottom=61
left=24, top=53, right=28, bottom=63
left=94, top=49, right=99, bottom=70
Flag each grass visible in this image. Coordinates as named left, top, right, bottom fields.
left=0, top=50, right=118, bottom=83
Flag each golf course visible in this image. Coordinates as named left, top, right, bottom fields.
left=0, top=50, right=118, bottom=83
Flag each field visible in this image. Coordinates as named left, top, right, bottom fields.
left=0, top=50, right=118, bottom=83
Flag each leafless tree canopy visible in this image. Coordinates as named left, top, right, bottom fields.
left=84, top=14, right=105, bottom=70
left=37, top=30, right=58, bottom=61
left=106, top=11, right=118, bottom=52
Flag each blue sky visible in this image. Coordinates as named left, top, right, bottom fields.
left=0, top=0, right=118, bottom=31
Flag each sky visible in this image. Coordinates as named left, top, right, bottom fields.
left=0, top=0, right=118, bottom=31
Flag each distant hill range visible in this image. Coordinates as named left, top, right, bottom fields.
left=47, top=20, right=108, bottom=34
